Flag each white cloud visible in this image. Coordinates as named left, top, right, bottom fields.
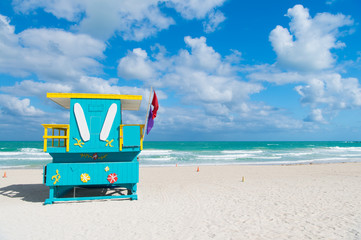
left=12, top=0, right=84, bottom=21
left=0, top=15, right=149, bottom=98
left=182, top=36, right=223, bottom=72
left=248, top=66, right=303, bottom=85
left=13, top=0, right=227, bottom=41
left=0, top=14, right=105, bottom=81
left=75, top=0, right=175, bottom=41
left=13, top=0, right=174, bottom=40
left=20, top=28, right=104, bottom=58
left=0, top=76, right=151, bottom=105
left=118, top=48, right=156, bottom=80
left=249, top=4, right=361, bottom=124
left=3, top=2, right=359, bottom=139
left=304, top=109, right=327, bottom=123
left=269, top=4, right=353, bottom=72
left=167, top=0, right=226, bottom=19
left=203, top=9, right=226, bottom=33
left=250, top=67, right=361, bottom=123
left=250, top=62, right=361, bottom=122
left=0, top=94, right=44, bottom=116
left=151, top=102, right=305, bottom=140
left=0, top=80, right=72, bottom=97
left=117, top=36, right=300, bottom=132
left=119, top=36, right=262, bottom=105
left=295, top=73, right=361, bottom=110
left=0, top=76, right=154, bottom=134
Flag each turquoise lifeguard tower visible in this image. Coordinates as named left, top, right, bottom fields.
left=42, top=93, right=144, bottom=204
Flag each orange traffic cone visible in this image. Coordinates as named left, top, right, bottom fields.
left=2, top=171, right=7, bottom=178
left=196, top=166, right=199, bottom=172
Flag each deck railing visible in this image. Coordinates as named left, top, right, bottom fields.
left=42, top=124, right=70, bottom=152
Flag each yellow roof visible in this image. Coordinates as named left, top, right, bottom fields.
left=47, top=93, right=142, bottom=111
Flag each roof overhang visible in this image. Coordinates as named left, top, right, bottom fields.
left=47, top=93, right=142, bottom=111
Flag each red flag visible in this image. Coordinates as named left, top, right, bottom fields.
left=152, top=91, right=159, bottom=119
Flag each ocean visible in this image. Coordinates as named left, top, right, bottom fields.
left=1, top=141, right=361, bottom=169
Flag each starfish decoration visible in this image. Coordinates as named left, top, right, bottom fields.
left=105, top=139, right=114, bottom=147
left=51, top=169, right=61, bottom=185
left=74, top=138, right=84, bottom=148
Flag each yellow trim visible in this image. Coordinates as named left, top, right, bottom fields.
left=46, top=93, right=143, bottom=110
left=52, top=128, right=54, bottom=147
left=140, top=125, right=144, bottom=150
left=120, top=124, right=145, bottom=126
left=44, top=136, right=68, bottom=139
left=42, top=124, right=69, bottom=152
left=119, top=127, right=123, bottom=151
left=42, top=124, right=69, bottom=127
left=47, top=92, right=142, bottom=100
left=43, top=127, right=47, bottom=152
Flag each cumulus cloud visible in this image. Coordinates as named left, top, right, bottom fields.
left=118, top=48, right=156, bottom=80
left=118, top=36, right=262, bottom=105
left=0, top=14, right=105, bottom=81
left=182, top=36, right=224, bottom=72
left=269, top=4, right=353, bottom=72
left=295, top=73, right=361, bottom=109
left=0, top=94, right=44, bottom=117
left=246, top=4, right=361, bottom=125
left=3, top=2, right=358, bottom=139
left=115, top=36, right=306, bottom=134
left=0, top=17, right=151, bottom=125
left=250, top=66, right=361, bottom=123
left=13, top=0, right=227, bottom=40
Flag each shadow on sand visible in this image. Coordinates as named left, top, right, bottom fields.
left=0, top=184, right=49, bottom=203
left=0, top=184, right=130, bottom=204
left=0, top=181, right=133, bottom=206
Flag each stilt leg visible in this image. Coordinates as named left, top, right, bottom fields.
left=131, top=184, right=138, bottom=200
left=44, top=187, right=55, bottom=205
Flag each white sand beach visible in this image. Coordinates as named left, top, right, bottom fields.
left=0, top=163, right=360, bottom=239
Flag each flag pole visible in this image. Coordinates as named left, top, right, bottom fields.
left=143, top=86, right=153, bottom=138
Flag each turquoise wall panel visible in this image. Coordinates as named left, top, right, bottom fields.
left=123, top=125, right=140, bottom=147
left=69, top=99, right=121, bottom=153
left=45, top=162, right=139, bottom=186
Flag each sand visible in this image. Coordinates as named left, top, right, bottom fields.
left=0, top=163, right=360, bottom=240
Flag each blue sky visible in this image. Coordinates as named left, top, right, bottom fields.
left=0, top=0, right=360, bottom=141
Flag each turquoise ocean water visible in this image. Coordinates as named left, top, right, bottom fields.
left=1, top=141, right=361, bottom=169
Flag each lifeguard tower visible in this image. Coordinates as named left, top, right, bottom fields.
left=42, top=93, right=144, bottom=204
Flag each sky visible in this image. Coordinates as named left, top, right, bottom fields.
left=0, top=0, right=360, bottom=141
